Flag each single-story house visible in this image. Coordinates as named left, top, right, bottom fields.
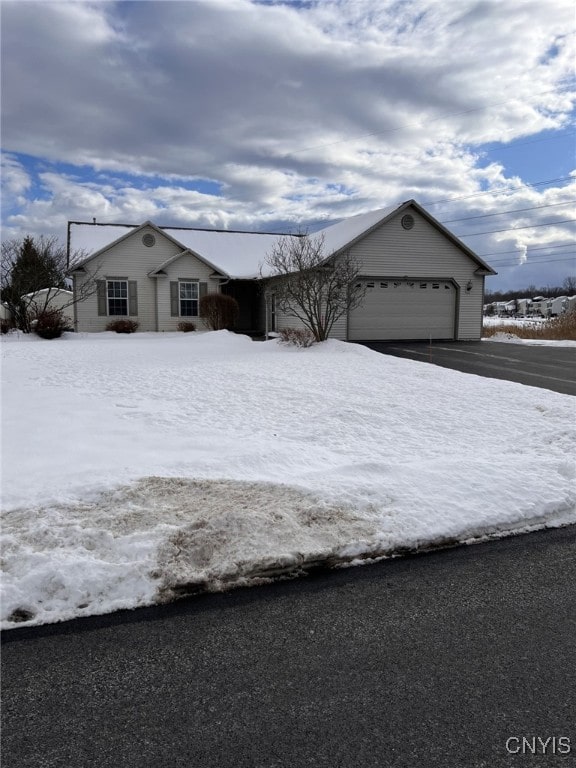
left=69, top=199, right=496, bottom=341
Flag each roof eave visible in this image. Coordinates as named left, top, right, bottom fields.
left=148, top=248, right=231, bottom=278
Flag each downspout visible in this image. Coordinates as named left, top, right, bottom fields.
left=66, top=221, right=71, bottom=270
left=72, top=274, right=78, bottom=332
left=153, top=278, right=159, bottom=332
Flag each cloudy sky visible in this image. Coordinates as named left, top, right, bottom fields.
left=1, top=0, right=575, bottom=291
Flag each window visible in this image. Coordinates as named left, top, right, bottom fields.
left=179, top=281, right=199, bottom=316
left=97, top=279, right=137, bottom=317
left=107, top=280, right=128, bottom=315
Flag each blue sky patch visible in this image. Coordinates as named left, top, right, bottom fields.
left=475, top=128, right=575, bottom=184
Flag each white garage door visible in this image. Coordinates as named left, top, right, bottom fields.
left=349, top=279, right=456, bottom=341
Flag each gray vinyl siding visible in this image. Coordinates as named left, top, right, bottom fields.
left=273, top=300, right=347, bottom=340
left=74, top=227, right=220, bottom=332
left=74, top=226, right=181, bottom=332
left=265, top=207, right=484, bottom=342
left=157, top=255, right=220, bottom=331
left=262, top=267, right=348, bottom=340
left=344, top=209, right=485, bottom=340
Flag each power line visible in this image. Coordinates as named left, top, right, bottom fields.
left=491, top=256, right=576, bottom=269
left=442, top=200, right=576, bottom=224
left=478, top=243, right=576, bottom=257
left=478, top=131, right=576, bottom=154
left=423, top=176, right=574, bottom=207
left=486, top=251, right=576, bottom=265
left=457, top=218, right=576, bottom=237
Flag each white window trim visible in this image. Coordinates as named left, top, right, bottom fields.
left=107, top=279, right=129, bottom=316
left=179, top=280, right=199, bottom=317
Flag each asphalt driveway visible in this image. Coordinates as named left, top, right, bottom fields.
left=360, top=340, right=576, bottom=396
left=2, top=525, right=575, bottom=768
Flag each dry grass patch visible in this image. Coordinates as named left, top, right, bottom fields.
left=483, top=312, right=576, bottom=341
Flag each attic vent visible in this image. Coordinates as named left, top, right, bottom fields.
left=401, top=214, right=415, bottom=230
left=142, top=233, right=156, bottom=247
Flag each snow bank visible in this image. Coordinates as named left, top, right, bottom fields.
left=2, top=331, right=575, bottom=628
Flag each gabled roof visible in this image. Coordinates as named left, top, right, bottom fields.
left=162, top=229, right=296, bottom=278
left=148, top=249, right=226, bottom=278
left=68, top=200, right=496, bottom=279
left=69, top=220, right=298, bottom=279
left=317, top=199, right=496, bottom=274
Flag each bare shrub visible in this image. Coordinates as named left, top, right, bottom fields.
left=278, top=327, right=316, bottom=347
left=177, top=320, right=196, bottom=332
left=1, top=319, right=12, bottom=334
left=200, top=293, right=239, bottom=330
left=33, top=309, right=70, bottom=339
left=263, top=232, right=366, bottom=342
left=106, top=319, right=139, bottom=334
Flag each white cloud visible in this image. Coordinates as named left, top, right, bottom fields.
left=1, top=0, right=574, bottom=290
left=1, top=154, right=31, bottom=199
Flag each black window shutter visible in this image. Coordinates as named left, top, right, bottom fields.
left=128, top=281, right=138, bottom=316
left=97, top=280, right=107, bottom=316
left=170, top=282, right=179, bottom=316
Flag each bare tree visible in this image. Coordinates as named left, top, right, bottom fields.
left=1, top=235, right=96, bottom=332
left=263, top=232, right=366, bottom=342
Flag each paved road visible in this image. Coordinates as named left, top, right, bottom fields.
left=360, top=341, right=576, bottom=396
left=2, top=525, right=575, bottom=768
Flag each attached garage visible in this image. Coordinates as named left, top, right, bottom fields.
left=348, top=278, right=457, bottom=341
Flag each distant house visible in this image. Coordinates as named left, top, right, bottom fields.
left=69, top=200, right=496, bottom=341
left=515, top=298, right=532, bottom=316
left=565, top=296, right=576, bottom=314
left=22, top=288, right=74, bottom=327
left=530, top=297, right=549, bottom=318
left=547, top=296, right=566, bottom=317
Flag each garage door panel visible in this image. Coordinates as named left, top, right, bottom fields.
left=349, top=280, right=456, bottom=341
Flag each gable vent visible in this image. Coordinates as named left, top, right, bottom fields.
left=401, top=214, right=415, bottom=230
left=142, top=233, right=156, bottom=247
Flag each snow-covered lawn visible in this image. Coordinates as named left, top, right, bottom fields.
left=2, top=331, right=575, bottom=629
left=483, top=316, right=548, bottom=327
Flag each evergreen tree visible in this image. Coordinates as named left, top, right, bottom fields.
left=1, top=235, right=68, bottom=331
